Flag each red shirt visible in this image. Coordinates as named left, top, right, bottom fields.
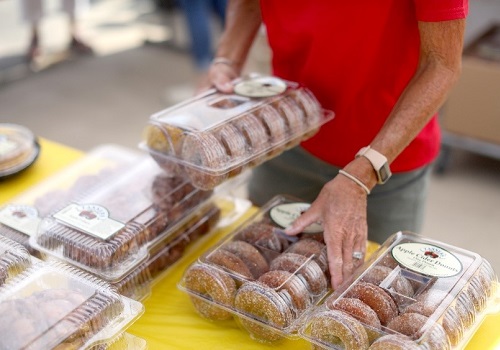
left=260, top=0, right=468, bottom=172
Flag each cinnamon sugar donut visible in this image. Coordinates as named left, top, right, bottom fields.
left=234, top=282, right=294, bottom=342
left=216, top=124, right=248, bottom=177
left=362, top=266, right=414, bottom=298
left=368, top=334, right=420, bottom=350
left=258, top=270, right=311, bottom=314
left=206, top=248, right=254, bottom=280
left=232, top=113, right=269, bottom=166
left=181, top=131, right=228, bottom=190
left=272, top=97, right=306, bottom=146
left=270, top=252, right=327, bottom=295
left=308, top=309, right=369, bottom=350
left=221, top=241, right=269, bottom=279
left=345, top=282, right=398, bottom=326
left=256, top=105, right=287, bottom=157
left=183, top=263, right=237, bottom=321
left=289, top=88, right=322, bottom=135
left=145, top=123, right=183, bottom=174
left=327, top=297, right=381, bottom=342
left=285, top=238, right=328, bottom=272
left=234, top=222, right=283, bottom=254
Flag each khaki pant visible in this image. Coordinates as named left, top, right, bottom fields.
left=248, top=146, right=432, bottom=244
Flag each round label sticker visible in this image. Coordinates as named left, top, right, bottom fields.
left=391, top=242, right=462, bottom=278
left=269, top=202, right=323, bottom=234
left=234, top=76, right=287, bottom=98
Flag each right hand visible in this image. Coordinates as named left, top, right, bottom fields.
left=197, top=60, right=240, bottom=94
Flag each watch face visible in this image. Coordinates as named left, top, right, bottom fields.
left=379, top=164, right=391, bottom=184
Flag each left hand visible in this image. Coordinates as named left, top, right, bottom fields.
left=285, top=174, right=368, bottom=289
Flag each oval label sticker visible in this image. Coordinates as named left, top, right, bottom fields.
left=392, top=242, right=462, bottom=278
left=234, top=76, right=287, bottom=98
left=269, top=202, right=323, bottom=234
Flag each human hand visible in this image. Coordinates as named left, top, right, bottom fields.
left=196, top=58, right=240, bottom=95
left=284, top=175, right=368, bottom=289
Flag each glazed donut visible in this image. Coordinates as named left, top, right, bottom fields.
left=180, top=131, right=228, bottom=190
left=285, top=238, right=328, bottom=272
left=345, top=282, right=398, bottom=326
left=270, top=252, right=327, bottom=295
left=234, top=222, right=283, bottom=254
left=206, top=248, right=254, bottom=280
left=308, top=309, right=369, bottom=350
left=362, top=266, right=414, bottom=298
left=232, top=113, right=269, bottom=166
left=255, top=105, right=287, bottom=157
left=221, top=241, right=269, bottom=279
left=258, top=270, right=311, bottom=314
left=386, top=312, right=450, bottom=350
left=234, top=282, right=294, bottom=342
left=183, top=263, right=237, bottom=321
left=327, top=297, right=381, bottom=342
left=216, top=123, right=248, bottom=177
left=368, top=334, right=420, bottom=350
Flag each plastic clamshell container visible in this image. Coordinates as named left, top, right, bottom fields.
left=0, top=261, right=144, bottom=350
left=178, top=195, right=332, bottom=343
left=0, top=235, right=32, bottom=287
left=299, top=231, right=499, bottom=350
left=141, top=76, right=334, bottom=190
left=114, top=202, right=221, bottom=301
left=30, top=157, right=213, bottom=282
left=87, top=332, right=147, bottom=350
left=0, top=144, right=143, bottom=256
left=0, top=123, right=40, bottom=178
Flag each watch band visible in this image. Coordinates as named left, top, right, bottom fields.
left=356, top=146, right=392, bottom=184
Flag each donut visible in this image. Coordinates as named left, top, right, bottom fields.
left=221, top=241, right=269, bottom=279
left=258, top=270, right=311, bottom=314
left=255, top=105, right=287, bottom=157
left=289, top=88, right=323, bottom=133
left=232, top=113, right=269, bottom=166
left=307, top=309, right=369, bottom=350
left=272, top=97, right=306, bottom=146
left=180, top=131, right=228, bottom=190
left=216, top=123, right=248, bottom=177
left=285, top=238, right=328, bottom=272
left=455, top=291, right=477, bottom=328
left=183, top=263, right=237, bottom=321
left=378, top=254, right=399, bottom=269
left=362, top=266, right=414, bottom=298
left=345, top=282, right=398, bottom=326
left=386, top=312, right=450, bottom=350
left=234, top=222, right=283, bottom=255
left=368, top=334, right=420, bottom=350
left=327, top=297, right=381, bottom=343
left=270, top=252, right=327, bottom=295
left=145, top=123, right=183, bottom=174
left=206, top=248, right=254, bottom=280
left=234, top=282, right=293, bottom=342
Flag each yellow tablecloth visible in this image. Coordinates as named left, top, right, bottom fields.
left=1, top=139, right=499, bottom=350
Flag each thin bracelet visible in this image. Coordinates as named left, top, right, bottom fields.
left=338, top=169, right=371, bottom=195
left=212, top=57, right=235, bottom=68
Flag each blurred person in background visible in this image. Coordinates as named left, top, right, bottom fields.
left=202, top=1, right=468, bottom=289
left=20, top=0, right=93, bottom=62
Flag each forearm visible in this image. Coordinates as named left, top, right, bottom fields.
left=345, top=19, right=465, bottom=188
left=215, top=0, right=262, bottom=74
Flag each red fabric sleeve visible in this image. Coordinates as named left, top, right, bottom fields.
left=414, top=0, right=469, bottom=21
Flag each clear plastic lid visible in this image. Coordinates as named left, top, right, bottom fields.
left=141, top=76, right=334, bottom=190
left=299, top=231, right=499, bottom=350
left=0, top=123, right=39, bottom=178
left=0, top=235, right=32, bottom=287
left=30, top=157, right=213, bottom=282
left=0, top=144, right=143, bottom=256
left=87, top=332, right=147, bottom=350
left=0, top=261, right=144, bottom=350
left=179, top=195, right=331, bottom=343
left=114, top=202, right=221, bottom=301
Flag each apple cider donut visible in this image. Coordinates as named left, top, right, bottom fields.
left=285, top=238, right=328, bottom=272
left=272, top=97, right=306, bottom=146
left=368, top=334, right=420, bottom=350
left=289, top=88, right=322, bottom=133
left=180, top=131, right=228, bottom=190
left=216, top=123, right=248, bottom=177
left=345, top=282, right=398, bottom=326
left=256, top=105, right=287, bottom=157
left=234, top=282, right=294, bottom=342
left=362, top=265, right=414, bottom=298
left=221, top=241, right=269, bottom=279
left=183, top=263, right=237, bottom=321
left=232, top=113, right=269, bottom=166
left=258, top=270, right=311, bottom=314
left=308, top=309, right=369, bottom=350
left=270, top=252, right=327, bottom=295
left=206, top=248, right=254, bottom=280
left=234, top=222, right=283, bottom=253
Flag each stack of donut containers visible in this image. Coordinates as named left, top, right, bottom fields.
left=178, top=194, right=499, bottom=349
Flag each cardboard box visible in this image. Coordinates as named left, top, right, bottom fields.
left=441, top=25, right=500, bottom=146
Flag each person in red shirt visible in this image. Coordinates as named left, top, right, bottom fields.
left=204, top=0, right=468, bottom=289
